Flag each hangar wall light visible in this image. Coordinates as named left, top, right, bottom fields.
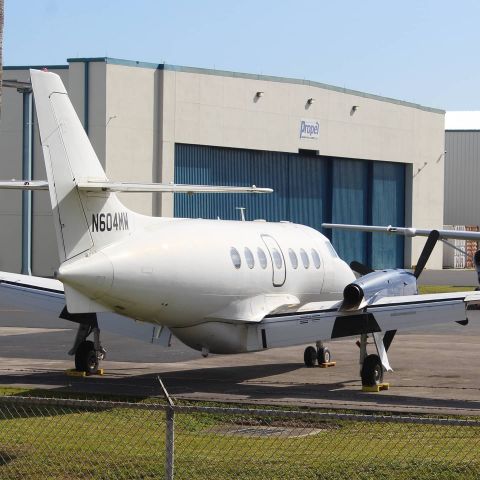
left=351, top=105, right=359, bottom=113
left=255, top=91, right=264, bottom=98
left=307, top=98, right=315, bottom=105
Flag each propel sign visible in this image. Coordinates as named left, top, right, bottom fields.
left=300, top=119, right=320, bottom=139
left=300, top=120, right=320, bottom=138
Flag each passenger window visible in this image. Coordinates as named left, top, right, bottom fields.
left=230, top=247, right=241, bottom=269
left=244, top=247, right=255, bottom=269
left=257, top=247, right=268, bottom=269
left=300, top=248, right=310, bottom=269
left=288, top=249, right=298, bottom=269
left=272, top=248, right=283, bottom=269
left=311, top=249, right=321, bottom=269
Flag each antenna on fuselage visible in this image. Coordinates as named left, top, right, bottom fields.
left=236, top=207, right=246, bottom=221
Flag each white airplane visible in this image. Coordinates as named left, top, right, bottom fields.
left=0, top=69, right=479, bottom=388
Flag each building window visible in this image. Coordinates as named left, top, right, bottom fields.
left=230, top=247, right=241, bottom=269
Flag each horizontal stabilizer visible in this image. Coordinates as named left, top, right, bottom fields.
left=76, top=181, right=273, bottom=194
left=0, top=180, right=273, bottom=194
left=0, top=180, right=49, bottom=190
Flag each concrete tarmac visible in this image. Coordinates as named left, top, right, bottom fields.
left=1, top=306, right=480, bottom=416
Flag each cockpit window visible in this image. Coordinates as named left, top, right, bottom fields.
left=300, top=248, right=310, bottom=269
left=257, top=247, right=268, bottom=269
left=288, top=249, right=298, bottom=269
left=325, top=242, right=339, bottom=258
left=311, top=249, right=321, bottom=269
left=244, top=247, right=255, bottom=269
left=230, top=247, right=241, bottom=269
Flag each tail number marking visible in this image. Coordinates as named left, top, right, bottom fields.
left=92, top=212, right=129, bottom=232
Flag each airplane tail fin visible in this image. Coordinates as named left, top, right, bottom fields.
left=30, top=69, right=136, bottom=263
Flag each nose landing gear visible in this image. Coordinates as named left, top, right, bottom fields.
left=74, top=340, right=103, bottom=374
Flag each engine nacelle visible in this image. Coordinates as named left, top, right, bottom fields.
left=341, top=269, right=417, bottom=311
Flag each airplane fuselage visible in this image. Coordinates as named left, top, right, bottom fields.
left=58, top=218, right=354, bottom=334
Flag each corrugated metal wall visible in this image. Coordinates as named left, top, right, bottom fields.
left=174, top=144, right=405, bottom=268
left=370, top=161, right=405, bottom=268
left=445, top=131, right=480, bottom=225
left=331, top=158, right=369, bottom=266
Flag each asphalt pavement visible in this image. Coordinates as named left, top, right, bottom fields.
left=1, top=268, right=480, bottom=416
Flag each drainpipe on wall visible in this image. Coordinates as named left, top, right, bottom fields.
left=84, top=60, right=89, bottom=134
left=20, top=87, right=33, bottom=275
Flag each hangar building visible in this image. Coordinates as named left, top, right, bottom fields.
left=0, top=57, right=445, bottom=277
left=444, top=111, right=480, bottom=226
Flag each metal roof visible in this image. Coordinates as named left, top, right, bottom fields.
left=4, top=56, right=444, bottom=114
left=445, top=111, right=480, bottom=131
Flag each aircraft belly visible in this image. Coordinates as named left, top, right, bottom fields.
left=170, top=322, right=255, bottom=354
left=260, top=312, right=338, bottom=349
left=171, top=310, right=339, bottom=354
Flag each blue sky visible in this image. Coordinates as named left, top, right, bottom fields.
left=4, top=0, right=480, bottom=110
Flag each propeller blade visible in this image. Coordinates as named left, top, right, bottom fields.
left=383, top=330, right=396, bottom=351
left=350, top=261, right=374, bottom=276
left=413, top=229, right=440, bottom=279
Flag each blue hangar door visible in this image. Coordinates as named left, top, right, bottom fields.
left=174, top=144, right=405, bottom=269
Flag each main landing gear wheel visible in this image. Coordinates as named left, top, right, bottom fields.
left=361, top=354, right=383, bottom=386
left=75, top=340, right=99, bottom=374
left=304, top=346, right=317, bottom=367
left=317, top=347, right=331, bottom=364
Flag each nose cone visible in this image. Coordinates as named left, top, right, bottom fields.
left=57, top=251, right=113, bottom=297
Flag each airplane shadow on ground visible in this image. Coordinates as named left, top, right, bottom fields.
left=0, top=361, right=480, bottom=414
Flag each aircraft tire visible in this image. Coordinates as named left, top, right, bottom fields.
left=317, top=347, right=331, bottom=364
left=75, top=340, right=99, bottom=374
left=361, top=354, right=383, bottom=386
left=304, top=346, right=317, bottom=367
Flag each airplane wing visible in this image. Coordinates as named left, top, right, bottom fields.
left=5, top=268, right=474, bottom=339
left=322, top=222, right=480, bottom=241
left=0, top=180, right=273, bottom=194
left=261, top=290, right=480, bottom=349
left=0, top=271, right=65, bottom=316
left=0, top=271, right=171, bottom=345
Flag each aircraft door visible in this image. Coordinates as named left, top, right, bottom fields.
left=261, top=234, right=286, bottom=287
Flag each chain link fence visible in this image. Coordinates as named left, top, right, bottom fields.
left=0, top=395, right=479, bottom=479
